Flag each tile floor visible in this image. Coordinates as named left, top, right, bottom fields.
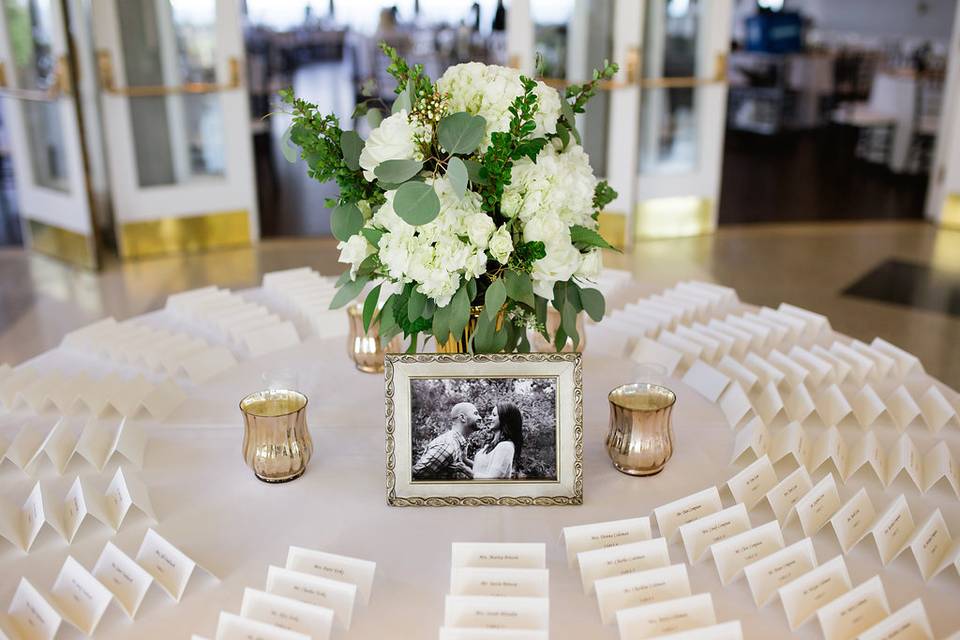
left=1, top=221, right=958, bottom=388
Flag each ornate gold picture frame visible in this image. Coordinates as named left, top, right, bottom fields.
left=385, top=352, right=583, bottom=506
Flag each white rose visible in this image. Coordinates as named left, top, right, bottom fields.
left=523, top=211, right=568, bottom=247
left=501, top=190, right=522, bottom=218
left=488, top=225, right=513, bottom=264
left=531, top=240, right=582, bottom=299
left=357, top=110, right=426, bottom=182
left=464, top=249, right=487, bottom=279
left=463, top=212, right=495, bottom=250
left=576, top=248, right=603, bottom=280
left=337, top=233, right=374, bottom=279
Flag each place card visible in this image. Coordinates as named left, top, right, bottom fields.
left=562, top=517, right=652, bottom=567
left=815, top=385, right=852, bottom=427
left=767, top=422, right=809, bottom=469
left=7, top=578, right=61, bottom=640
left=744, top=538, right=817, bottom=607
left=693, top=324, right=740, bottom=360
left=451, top=543, right=546, bottom=570
left=717, top=356, right=758, bottom=392
left=266, top=566, right=356, bottom=630
left=286, top=547, right=376, bottom=605
left=778, top=303, right=830, bottom=338
left=728, top=315, right=774, bottom=350
left=871, top=495, right=914, bottom=565
left=744, top=354, right=784, bottom=389
left=730, top=417, right=768, bottom=464
left=438, top=629, right=547, bottom=640
left=851, top=384, right=886, bottom=428
left=629, top=338, right=683, bottom=376
left=681, top=361, right=730, bottom=403
left=646, top=621, right=744, bottom=640
left=885, top=435, right=923, bottom=489
left=829, top=488, right=876, bottom=553
left=857, top=599, right=933, bottom=640
left=443, top=596, right=548, bottom=631
left=244, top=321, right=301, bottom=357
left=845, top=432, right=886, bottom=483
left=40, top=418, right=80, bottom=474
left=710, top=520, right=784, bottom=585
left=871, top=337, right=923, bottom=376
left=906, top=509, right=960, bottom=581
left=675, top=326, right=720, bottom=362
left=918, top=386, right=958, bottom=433
left=830, top=342, right=874, bottom=383
left=709, top=321, right=753, bottom=361
left=792, top=473, right=840, bottom=536
left=784, top=384, right=815, bottom=423
left=101, top=467, right=157, bottom=529
left=719, top=383, right=753, bottom=429
left=777, top=555, right=851, bottom=630
left=789, top=347, right=834, bottom=387
left=766, top=466, right=813, bottom=523
left=727, top=455, right=778, bottom=510
left=449, top=568, right=549, bottom=599
left=136, top=528, right=206, bottom=602
left=678, top=503, right=751, bottom=564
left=594, top=564, right=690, bottom=625
left=769, top=351, right=809, bottom=389
left=0, top=482, right=45, bottom=552
left=807, top=427, right=847, bottom=477
left=92, top=541, right=153, bottom=618
left=744, top=311, right=790, bottom=345
left=240, top=588, right=334, bottom=640
left=922, top=441, right=960, bottom=497
left=752, top=382, right=784, bottom=425
left=653, top=487, right=723, bottom=541
left=577, top=537, right=670, bottom=596
left=757, top=308, right=805, bottom=342
left=615, top=593, right=716, bottom=640
left=5, top=416, right=57, bottom=472
left=215, top=611, right=309, bottom=640
left=811, top=346, right=851, bottom=384
left=852, top=340, right=896, bottom=380
left=50, top=556, right=113, bottom=635
left=815, top=576, right=889, bottom=640
left=886, top=386, right=921, bottom=431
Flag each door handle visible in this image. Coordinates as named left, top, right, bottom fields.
left=537, top=52, right=728, bottom=92
left=98, top=51, right=242, bottom=97
left=0, top=57, right=71, bottom=102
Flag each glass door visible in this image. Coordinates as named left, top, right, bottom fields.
left=0, top=0, right=99, bottom=267
left=632, top=0, right=733, bottom=239
left=92, top=0, right=257, bottom=258
left=508, top=0, right=643, bottom=248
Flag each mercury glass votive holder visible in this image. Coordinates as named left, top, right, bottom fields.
left=240, top=389, right=313, bottom=483
left=606, top=383, right=677, bottom=476
left=347, top=303, right=402, bottom=373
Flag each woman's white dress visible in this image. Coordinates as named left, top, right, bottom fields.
left=472, top=441, right=515, bottom=479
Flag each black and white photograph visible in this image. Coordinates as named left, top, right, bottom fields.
left=409, top=377, right=558, bottom=482
left=385, top=353, right=583, bottom=506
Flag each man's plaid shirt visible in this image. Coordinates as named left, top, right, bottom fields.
left=412, top=430, right=467, bottom=480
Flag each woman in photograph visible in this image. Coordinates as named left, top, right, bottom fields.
left=472, top=402, right=523, bottom=479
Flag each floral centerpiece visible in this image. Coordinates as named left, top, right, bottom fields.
left=280, top=44, right=619, bottom=353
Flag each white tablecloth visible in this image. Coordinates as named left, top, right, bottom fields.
left=2, top=293, right=960, bottom=640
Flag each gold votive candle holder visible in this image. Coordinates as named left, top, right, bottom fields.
left=606, top=383, right=676, bottom=476
left=240, top=389, right=313, bottom=483
left=347, top=303, right=402, bottom=373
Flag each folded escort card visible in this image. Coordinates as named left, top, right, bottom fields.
left=285, top=546, right=376, bottom=605
left=266, top=566, right=356, bottom=630
left=653, top=487, right=723, bottom=542
left=594, top=563, right=691, bottom=625
left=777, top=555, right=850, bottom=630
left=678, top=503, right=751, bottom=565
left=92, top=541, right=154, bottom=618
left=726, top=456, right=777, bottom=510
left=709, top=520, right=784, bottom=585
left=615, top=592, right=716, bottom=640
left=451, top=543, right=546, bottom=570
left=438, top=628, right=548, bottom=640
left=215, top=611, right=309, bottom=640
left=743, top=537, right=817, bottom=607
left=6, top=578, right=61, bottom=640
left=443, top=595, right=549, bottom=631
left=815, top=576, right=889, bottom=640
left=49, top=556, right=114, bottom=635
left=136, top=528, right=216, bottom=603
left=577, top=537, right=670, bottom=596
left=561, top=516, right=653, bottom=567
left=450, top=568, right=549, bottom=599
left=643, top=620, right=743, bottom=640
left=240, top=587, right=334, bottom=640
left=857, top=598, right=933, bottom=640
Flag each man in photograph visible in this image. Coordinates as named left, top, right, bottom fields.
left=412, top=401, right=480, bottom=480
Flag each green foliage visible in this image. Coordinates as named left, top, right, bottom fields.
left=392, top=283, right=433, bottom=336
left=379, top=42, right=433, bottom=99
left=339, top=130, right=363, bottom=171
left=593, top=180, right=618, bottom=211
left=409, top=378, right=558, bottom=480
left=446, top=157, right=468, bottom=199
left=570, top=224, right=616, bottom=251
left=438, top=112, right=486, bottom=155
left=511, top=241, right=546, bottom=273
left=331, top=203, right=363, bottom=242
left=329, top=275, right=369, bottom=310
left=374, top=159, right=423, bottom=184
left=504, top=270, right=535, bottom=308
left=362, top=284, right=382, bottom=332
left=579, top=287, right=605, bottom=322
left=393, top=181, right=441, bottom=225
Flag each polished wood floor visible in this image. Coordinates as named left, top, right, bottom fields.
left=1, top=221, right=959, bottom=388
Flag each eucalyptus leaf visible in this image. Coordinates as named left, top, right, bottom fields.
left=393, top=181, right=441, bottom=226
left=366, top=107, right=383, bottom=129
left=561, top=99, right=576, bottom=126
left=336, top=270, right=353, bottom=287
left=446, top=156, right=469, bottom=200
left=407, top=289, right=427, bottom=323
left=465, top=278, right=478, bottom=303
left=580, top=287, right=605, bottom=322
left=463, top=159, right=488, bottom=185
left=432, top=303, right=451, bottom=343
left=484, top=279, right=507, bottom=318
left=551, top=281, right=566, bottom=312
left=374, top=159, right=423, bottom=184
left=472, top=312, right=495, bottom=353
left=518, top=330, right=531, bottom=353
left=362, top=284, right=382, bottom=332
left=566, top=284, right=583, bottom=313
left=562, top=299, right=579, bottom=350
left=280, top=123, right=298, bottom=163
left=361, top=227, right=384, bottom=248
left=438, top=112, right=486, bottom=154
left=355, top=252, right=379, bottom=278
left=391, top=88, right=411, bottom=114
left=329, top=275, right=369, bottom=310
left=339, top=131, right=363, bottom=171
left=448, top=285, right=471, bottom=339
left=331, top=203, right=364, bottom=242
left=406, top=331, right=419, bottom=353
left=504, top=270, right=535, bottom=308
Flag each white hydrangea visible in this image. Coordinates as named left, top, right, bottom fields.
left=505, top=140, right=597, bottom=227
left=371, top=177, right=493, bottom=307
left=358, top=110, right=427, bottom=182
left=437, top=62, right=561, bottom=151
left=523, top=211, right=583, bottom=299
left=337, top=233, right=374, bottom=279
